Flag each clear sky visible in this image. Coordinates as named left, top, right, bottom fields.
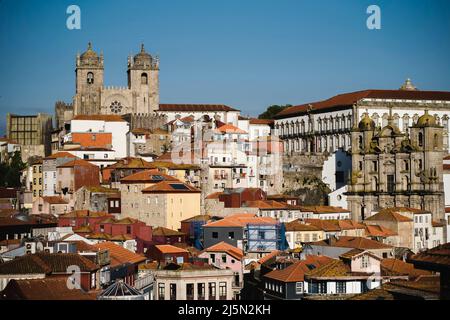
left=0, top=0, right=449, bottom=134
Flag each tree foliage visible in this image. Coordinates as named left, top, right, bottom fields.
left=258, top=104, right=292, bottom=120
left=0, top=151, right=27, bottom=187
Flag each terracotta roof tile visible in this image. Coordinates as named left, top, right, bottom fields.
left=120, top=169, right=179, bottom=183
left=264, top=255, right=333, bottom=282
left=72, top=114, right=127, bottom=122
left=310, top=236, right=393, bottom=250
left=44, top=151, right=78, bottom=160
left=204, top=213, right=277, bottom=228
left=381, top=258, right=431, bottom=278
left=155, top=244, right=189, bottom=254
left=93, top=242, right=146, bottom=266
left=152, top=227, right=185, bottom=237
left=57, top=158, right=98, bottom=168
left=41, top=196, right=68, bottom=205
left=214, top=124, right=247, bottom=134
left=203, top=241, right=244, bottom=260
left=365, top=208, right=414, bottom=222
left=276, top=89, right=450, bottom=118
left=141, top=181, right=201, bottom=193
left=159, top=104, right=239, bottom=112
left=1, top=278, right=97, bottom=300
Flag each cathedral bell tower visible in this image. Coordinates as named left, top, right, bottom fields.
left=127, top=44, right=159, bottom=114
left=74, top=42, right=104, bottom=115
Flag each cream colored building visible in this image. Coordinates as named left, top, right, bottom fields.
left=120, top=172, right=201, bottom=230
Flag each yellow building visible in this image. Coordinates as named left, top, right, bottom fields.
left=141, top=181, right=201, bottom=231
left=284, top=220, right=326, bottom=249
left=31, top=159, right=43, bottom=201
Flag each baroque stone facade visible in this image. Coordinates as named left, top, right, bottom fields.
left=275, top=80, right=450, bottom=155
left=73, top=43, right=159, bottom=116
left=346, top=110, right=445, bottom=222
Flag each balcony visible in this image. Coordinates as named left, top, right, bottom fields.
left=134, top=274, right=153, bottom=290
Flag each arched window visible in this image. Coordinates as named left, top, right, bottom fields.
left=434, top=133, right=439, bottom=149
left=141, top=73, right=148, bottom=85
left=358, top=136, right=363, bottom=150
left=404, top=160, right=409, bottom=171
left=87, top=72, right=94, bottom=84
left=418, top=132, right=423, bottom=147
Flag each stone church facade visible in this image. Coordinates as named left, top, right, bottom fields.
left=73, top=42, right=160, bottom=116
left=346, top=110, right=445, bottom=222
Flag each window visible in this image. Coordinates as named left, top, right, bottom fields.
left=197, top=283, right=205, bottom=300
left=158, top=283, right=165, bottom=300
left=387, top=175, right=395, bottom=193
left=361, top=255, right=370, bottom=268
left=169, top=283, right=176, bottom=300
left=210, top=254, right=215, bottom=262
left=186, top=283, right=194, bottom=300
left=295, top=282, right=303, bottom=294
left=418, top=132, right=423, bottom=147
left=222, top=254, right=227, bottom=263
left=141, top=73, right=148, bottom=85
left=336, top=281, right=346, bottom=294
left=212, top=232, right=218, bottom=239
left=219, top=282, right=227, bottom=300
left=228, top=232, right=234, bottom=239
left=126, top=226, right=131, bottom=234
left=258, top=231, right=266, bottom=240
left=87, top=72, right=94, bottom=84
left=208, top=283, right=216, bottom=300
left=372, top=161, right=378, bottom=172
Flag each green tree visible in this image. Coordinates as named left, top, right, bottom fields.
left=0, top=151, right=26, bottom=187
left=258, top=104, right=292, bottom=120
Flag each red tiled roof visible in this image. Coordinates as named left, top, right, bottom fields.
left=300, top=206, right=350, bottom=214
left=44, top=151, right=78, bottom=160
left=141, top=181, right=201, bottom=193
left=249, top=118, right=274, bottom=125
left=93, top=242, right=146, bottom=266
left=159, top=104, right=239, bottom=112
left=276, top=89, right=450, bottom=118
left=408, top=243, right=450, bottom=269
left=214, top=124, right=247, bottom=134
left=381, top=258, right=431, bottom=278
left=72, top=114, right=127, bottom=122
left=0, top=253, right=99, bottom=275
left=155, top=244, right=189, bottom=254
left=304, top=219, right=341, bottom=232
left=41, top=196, right=68, bottom=205
left=203, top=213, right=277, bottom=228
left=364, top=224, right=398, bottom=237
left=264, top=255, right=333, bottom=282
left=284, top=220, right=322, bottom=232
left=151, top=227, right=185, bottom=237
left=1, top=278, right=97, bottom=300
left=57, top=158, right=97, bottom=168
left=203, top=241, right=244, bottom=260
left=311, top=236, right=393, bottom=250
left=365, top=208, right=415, bottom=222
left=119, top=169, right=179, bottom=183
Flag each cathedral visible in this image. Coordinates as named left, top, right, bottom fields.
left=73, top=42, right=160, bottom=116
left=346, top=110, right=445, bottom=221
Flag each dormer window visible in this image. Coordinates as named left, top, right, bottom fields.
left=87, top=72, right=94, bottom=84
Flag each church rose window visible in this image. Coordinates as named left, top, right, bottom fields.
left=110, top=100, right=123, bottom=114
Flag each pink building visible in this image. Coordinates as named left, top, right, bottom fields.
left=198, top=241, right=244, bottom=299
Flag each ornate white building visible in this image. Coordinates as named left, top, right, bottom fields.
left=274, top=80, right=450, bottom=154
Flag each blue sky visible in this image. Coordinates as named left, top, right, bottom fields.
left=0, top=0, right=449, bottom=134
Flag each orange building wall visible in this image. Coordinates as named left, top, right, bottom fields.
left=71, top=132, right=112, bottom=148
